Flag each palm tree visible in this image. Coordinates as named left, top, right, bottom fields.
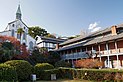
left=17, top=28, right=24, bottom=42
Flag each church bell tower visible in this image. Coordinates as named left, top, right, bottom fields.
left=16, top=4, right=22, bottom=20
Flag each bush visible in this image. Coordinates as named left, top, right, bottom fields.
left=74, top=59, right=103, bottom=68
left=58, top=68, right=123, bottom=81
left=43, top=69, right=59, bottom=80
left=58, top=67, right=74, bottom=79
left=55, top=60, right=71, bottom=67
left=0, top=64, right=17, bottom=81
left=5, top=60, right=33, bottom=81
left=34, top=63, right=54, bottom=79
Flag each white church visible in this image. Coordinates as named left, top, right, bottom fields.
left=0, top=5, right=36, bottom=50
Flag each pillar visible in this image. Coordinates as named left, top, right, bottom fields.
left=106, top=43, right=110, bottom=68
left=115, top=41, right=119, bottom=68
left=98, top=44, right=101, bottom=62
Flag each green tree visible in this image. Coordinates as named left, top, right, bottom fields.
left=0, top=42, right=19, bottom=62
left=17, top=28, right=24, bottom=40
left=28, top=26, right=48, bottom=38
left=46, top=33, right=56, bottom=38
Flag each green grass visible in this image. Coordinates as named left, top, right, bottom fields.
left=36, top=79, right=92, bottom=82
left=23, top=80, right=93, bottom=82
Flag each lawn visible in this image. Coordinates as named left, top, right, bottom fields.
left=36, top=80, right=92, bottom=82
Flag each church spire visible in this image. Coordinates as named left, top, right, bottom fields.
left=16, top=4, right=22, bottom=20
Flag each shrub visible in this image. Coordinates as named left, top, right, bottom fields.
left=34, top=63, right=54, bottom=79
left=58, top=68, right=123, bottom=81
left=58, top=67, right=74, bottom=79
left=5, top=60, right=33, bottom=81
left=74, top=59, right=103, bottom=68
left=55, top=60, right=71, bottom=67
left=0, top=64, right=17, bottom=81
left=43, top=69, right=59, bottom=80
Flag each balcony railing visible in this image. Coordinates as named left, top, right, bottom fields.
left=62, top=48, right=123, bottom=60
left=61, top=52, right=89, bottom=60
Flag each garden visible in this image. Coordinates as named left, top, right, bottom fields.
left=1, top=59, right=123, bottom=82
left=0, top=36, right=123, bottom=82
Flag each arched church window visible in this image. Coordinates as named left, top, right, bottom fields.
left=35, top=37, right=38, bottom=41
left=23, top=32, right=26, bottom=40
left=17, top=34, right=20, bottom=39
left=12, top=24, right=15, bottom=27
left=29, top=41, right=33, bottom=50
left=11, top=29, right=15, bottom=37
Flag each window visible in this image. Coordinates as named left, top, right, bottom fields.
left=24, top=27, right=26, bottom=29
left=29, top=41, right=33, bottom=50
left=23, top=32, right=26, bottom=40
left=12, top=24, right=15, bottom=27
left=11, top=29, right=14, bottom=37
left=17, top=34, right=20, bottom=39
left=35, top=37, right=38, bottom=41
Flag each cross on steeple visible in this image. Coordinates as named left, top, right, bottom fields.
left=16, top=4, right=22, bottom=20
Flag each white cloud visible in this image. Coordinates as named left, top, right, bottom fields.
left=88, top=22, right=98, bottom=30
left=88, top=22, right=101, bottom=33
left=91, top=27, right=101, bottom=32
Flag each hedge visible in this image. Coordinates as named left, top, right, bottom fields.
left=5, top=60, right=33, bottom=81
left=58, top=68, right=123, bottom=81
left=34, top=63, right=54, bottom=79
left=0, top=64, right=17, bottom=81
left=42, top=69, right=59, bottom=80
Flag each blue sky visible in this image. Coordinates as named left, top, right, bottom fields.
left=0, top=0, right=123, bottom=37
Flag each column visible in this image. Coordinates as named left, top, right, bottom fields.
left=106, top=43, right=110, bottom=68
left=115, top=41, right=119, bottom=68
left=86, top=47, right=88, bottom=51
left=98, top=44, right=101, bottom=62
left=92, top=46, right=94, bottom=50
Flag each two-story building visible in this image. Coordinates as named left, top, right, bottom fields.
left=56, top=24, right=123, bottom=68
left=36, top=36, right=66, bottom=51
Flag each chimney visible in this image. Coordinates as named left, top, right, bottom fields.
left=55, top=43, right=59, bottom=49
left=111, top=25, right=117, bottom=35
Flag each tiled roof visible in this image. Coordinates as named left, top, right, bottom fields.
left=60, top=23, right=123, bottom=46
left=56, top=23, right=123, bottom=51
left=39, top=36, right=66, bottom=44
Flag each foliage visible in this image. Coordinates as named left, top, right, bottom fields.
left=42, top=69, right=59, bottom=80
left=45, top=33, right=56, bottom=38
left=29, top=48, right=48, bottom=64
left=28, top=26, right=48, bottom=38
left=0, top=35, right=29, bottom=61
left=58, top=67, right=74, bottom=79
left=15, top=44, right=29, bottom=59
left=48, top=51, right=61, bottom=65
left=0, top=63, right=18, bottom=81
left=5, top=60, right=33, bottom=81
left=55, top=60, right=71, bottom=67
left=34, top=63, right=54, bottom=79
left=57, top=68, right=123, bottom=81
left=74, top=59, right=103, bottom=69
left=17, top=28, right=24, bottom=40
left=0, top=42, right=20, bottom=62
left=29, top=48, right=60, bottom=65
left=68, top=35, right=80, bottom=39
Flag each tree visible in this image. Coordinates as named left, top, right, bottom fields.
left=68, top=35, right=80, bottom=39
left=17, top=28, right=24, bottom=40
left=0, top=42, right=19, bottom=62
left=45, top=33, right=56, bottom=38
left=28, top=26, right=48, bottom=38
left=0, top=35, right=29, bottom=61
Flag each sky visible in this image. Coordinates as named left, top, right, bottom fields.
left=0, top=0, right=123, bottom=37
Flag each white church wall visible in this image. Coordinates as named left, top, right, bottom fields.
left=0, top=31, right=11, bottom=36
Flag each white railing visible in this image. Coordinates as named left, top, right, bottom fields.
left=61, top=52, right=89, bottom=60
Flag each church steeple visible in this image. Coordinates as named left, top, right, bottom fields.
left=16, top=4, right=22, bottom=20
